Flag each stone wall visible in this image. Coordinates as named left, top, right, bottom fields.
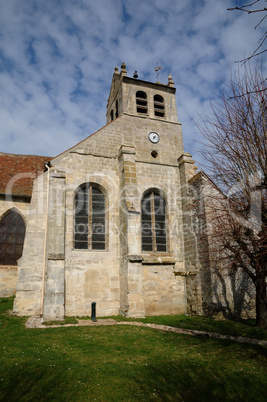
left=59, top=152, right=121, bottom=317
left=0, top=198, right=30, bottom=297
left=106, top=67, right=177, bottom=125
left=0, top=198, right=30, bottom=220
left=49, top=112, right=187, bottom=318
left=14, top=173, right=48, bottom=316
left=189, top=172, right=256, bottom=319
left=0, top=265, right=17, bottom=297
left=8, top=66, right=258, bottom=321
left=13, top=104, right=198, bottom=319
left=14, top=71, right=238, bottom=320
left=178, top=153, right=203, bottom=315
left=142, top=263, right=185, bottom=315
left=43, top=168, right=66, bottom=320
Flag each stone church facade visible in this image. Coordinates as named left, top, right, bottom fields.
left=0, top=63, right=255, bottom=320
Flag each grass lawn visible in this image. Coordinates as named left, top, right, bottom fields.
left=0, top=298, right=266, bottom=401
left=105, top=314, right=267, bottom=341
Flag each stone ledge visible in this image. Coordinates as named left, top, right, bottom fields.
left=48, top=253, right=65, bottom=260
left=173, top=270, right=198, bottom=276
left=118, top=145, right=136, bottom=158
left=127, top=255, right=144, bottom=263
left=142, top=256, right=176, bottom=265
left=50, top=170, right=66, bottom=179
left=127, top=209, right=140, bottom=214
left=0, top=265, right=17, bottom=270
left=69, top=150, right=116, bottom=159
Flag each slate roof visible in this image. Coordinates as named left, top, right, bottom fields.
left=0, top=152, right=53, bottom=197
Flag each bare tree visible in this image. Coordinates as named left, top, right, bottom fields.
left=198, top=65, right=267, bottom=327
left=228, top=0, right=267, bottom=63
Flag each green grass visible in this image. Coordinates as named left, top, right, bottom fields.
left=78, top=313, right=267, bottom=341
left=0, top=297, right=267, bottom=401
left=42, top=317, right=79, bottom=326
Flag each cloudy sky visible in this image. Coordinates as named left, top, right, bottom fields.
left=0, top=0, right=265, bottom=164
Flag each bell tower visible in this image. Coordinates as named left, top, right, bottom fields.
left=106, top=62, right=179, bottom=124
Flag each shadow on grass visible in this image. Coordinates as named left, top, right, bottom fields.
left=2, top=344, right=266, bottom=402
left=133, top=359, right=266, bottom=402
left=0, top=299, right=266, bottom=402
left=0, top=363, right=69, bottom=402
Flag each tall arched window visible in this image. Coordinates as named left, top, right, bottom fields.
left=154, top=94, right=165, bottom=117
left=0, top=210, right=26, bottom=265
left=74, top=184, right=106, bottom=250
left=141, top=191, right=167, bottom=252
left=136, top=91, right=147, bottom=114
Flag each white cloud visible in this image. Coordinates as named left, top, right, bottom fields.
left=0, top=0, right=265, bottom=163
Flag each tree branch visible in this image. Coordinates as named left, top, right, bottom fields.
left=228, top=86, right=267, bottom=100
left=255, top=13, right=267, bottom=28
left=235, top=48, right=267, bottom=64
left=228, top=7, right=267, bottom=14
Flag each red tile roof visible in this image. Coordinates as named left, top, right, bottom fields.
left=0, top=152, right=53, bottom=197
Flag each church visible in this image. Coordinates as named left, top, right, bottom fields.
left=0, top=63, right=255, bottom=320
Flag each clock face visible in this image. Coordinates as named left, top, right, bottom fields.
left=148, top=132, right=160, bottom=144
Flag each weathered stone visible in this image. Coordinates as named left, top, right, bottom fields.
left=2, top=65, right=254, bottom=321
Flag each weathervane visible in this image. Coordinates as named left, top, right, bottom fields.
left=154, top=63, right=161, bottom=82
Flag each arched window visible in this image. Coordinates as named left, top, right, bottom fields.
left=136, top=91, right=147, bottom=114
left=141, top=191, right=167, bottom=252
left=0, top=210, right=26, bottom=265
left=74, top=184, right=106, bottom=250
left=154, top=94, right=165, bottom=117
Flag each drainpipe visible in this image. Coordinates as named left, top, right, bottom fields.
left=40, top=162, right=51, bottom=317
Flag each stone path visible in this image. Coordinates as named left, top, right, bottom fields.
left=25, top=316, right=267, bottom=347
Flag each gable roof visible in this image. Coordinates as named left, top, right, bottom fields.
left=50, top=116, right=121, bottom=164
left=0, top=117, right=121, bottom=198
left=0, top=152, right=52, bottom=197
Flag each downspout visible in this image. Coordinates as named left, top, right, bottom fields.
left=40, top=162, right=51, bottom=317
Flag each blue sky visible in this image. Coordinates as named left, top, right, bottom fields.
left=0, top=0, right=265, bottom=165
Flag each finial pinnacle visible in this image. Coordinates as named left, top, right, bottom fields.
left=120, top=62, right=127, bottom=76
left=168, top=73, right=174, bottom=87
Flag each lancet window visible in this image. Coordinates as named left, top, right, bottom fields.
left=74, top=184, right=107, bottom=250
left=141, top=191, right=167, bottom=252
left=0, top=210, right=26, bottom=265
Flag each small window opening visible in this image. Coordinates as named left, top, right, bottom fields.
left=115, top=100, right=119, bottom=118
left=136, top=91, right=147, bottom=114
left=110, top=110, right=114, bottom=121
left=154, top=95, right=165, bottom=117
